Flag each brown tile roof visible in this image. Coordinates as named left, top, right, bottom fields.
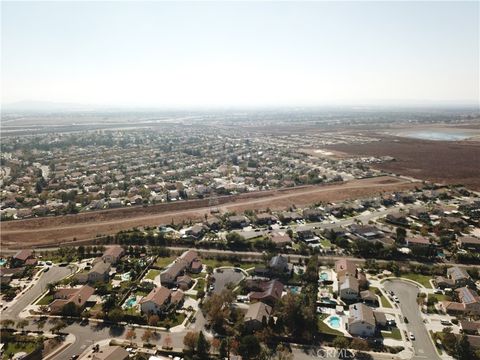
left=140, top=286, right=172, bottom=307
left=13, top=249, right=33, bottom=261
left=103, top=246, right=124, bottom=259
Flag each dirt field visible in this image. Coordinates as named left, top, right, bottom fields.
left=0, top=176, right=416, bottom=249
left=326, top=136, right=480, bottom=191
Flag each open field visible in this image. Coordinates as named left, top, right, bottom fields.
left=327, top=135, right=480, bottom=190
left=0, top=176, right=417, bottom=248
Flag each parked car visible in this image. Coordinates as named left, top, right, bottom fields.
left=434, top=288, right=444, bottom=294
left=441, top=320, right=452, bottom=326
left=409, top=332, right=415, bottom=340
left=393, top=296, right=400, bottom=303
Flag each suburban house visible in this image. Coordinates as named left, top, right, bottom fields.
left=338, top=274, right=359, bottom=301
left=248, top=279, right=284, bottom=305
left=92, top=345, right=129, bottom=360
left=11, top=249, right=36, bottom=267
left=228, top=215, right=250, bottom=228
left=441, top=287, right=480, bottom=315
left=269, top=255, right=290, bottom=274
left=160, top=261, right=186, bottom=286
left=49, top=285, right=95, bottom=314
left=460, top=320, right=480, bottom=335
left=88, top=261, right=111, bottom=283
left=335, top=259, right=357, bottom=278
left=360, top=290, right=378, bottom=305
left=347, top=303, right=383, bottom=337
left=435, top=266, right=473, bottom=289
left=255, top=213, right=278, bottom=225
left=297, top=226, right=315, bottom=241
left=303, top=208, right=324, bottom=222
left=244, top=301, right=272, bottom=331
left=176, top=275, right=193, bottom=291
left=160, top=250, right=202, bottom=286
left=347, top=224, right=384, bottom=241
left=139, top=286, right=172, bottom=315
left=407, top=236, right=431, bottom=248
left=102, top=246, right=124, bottom=264
left=385, top=213, right=409, bottom=226
left=185, top=224, right=207, bottom=239
left=458, top=236, right=480, bottom=250
left=268, top=232, right=292, bottom=247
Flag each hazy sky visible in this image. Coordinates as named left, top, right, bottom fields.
left=1, top=1, right=479, bottom=108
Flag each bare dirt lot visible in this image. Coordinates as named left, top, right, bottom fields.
left=326, top=136, right=480, bottom=190
left=0, top=176, right=416, bottom=249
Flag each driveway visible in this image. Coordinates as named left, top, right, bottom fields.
left=211, top=268, right=244, bottom=294
left=2, top=265, right=73, bottom=320
left=383, top=279, right=440, bottom=360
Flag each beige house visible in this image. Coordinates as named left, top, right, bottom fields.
left=102, top=246, right=124, bottom=264
left=49, top=285, right=95, bottom=314
left=92, top=346, right=129, bottom=360
left=348, top=303, right=376, bottom=337
left=139, top=286, right=172, bottom=315
left=244, top=302, right=272, bottom=331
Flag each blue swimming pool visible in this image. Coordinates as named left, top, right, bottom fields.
left=327, top=315, right=341, bottom=329
left=0, top=259, right=6, bottom=266
left=124, top=297, right=137, bottom=308
left=320, top=272, right=329, bottom=281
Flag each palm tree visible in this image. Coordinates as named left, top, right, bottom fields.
left=0, top=319, right=15, bottom=329
left=16, top=320, right=29, bottom=332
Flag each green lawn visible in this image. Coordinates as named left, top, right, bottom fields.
left=381, top=328, right=402, bottom=340
left=317, top=314, right=344, bottom=336
left=429, top=293, right=451, bottom=302
left=400, top=273, right=433, bottom=288
left=369, top=286, right=392, bottom=308
left=155, top=256, right=176, bottom=269
left=320, top=238, right=332, bottom=248
left=194, top=278, right=205, bottom=292
left=2, top=342, right=37, bottom=360
left=158, top=312, right=186, bottom=328
left=145, top=269, right=160, bottom=280
left=201, top=258, right=259, bottom=270
left=36, top=293, right=53, bottom=305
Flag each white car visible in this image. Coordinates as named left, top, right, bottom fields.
left=393, top=296, right=400, bottom=303
left=409, top=332, right=415, bottom=340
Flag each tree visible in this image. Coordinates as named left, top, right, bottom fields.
left=219, top=339, right=228, bottom=359
left=0, top=319, right=15, bottom=329
left=332, top=336, right=350, bottom=349
left=125, top=328, right=136, bottom=344
left=183, top=331, right=198, bottom=351
left=16, top=320, right=29, bottom=332
left=107, top=308, right=124, bottom=323
left=51, top=320, right=67, bottom=334
left=142, top=329, right=153, bottom=344
left=238, top=335, right=261, bottom=360
left=276, top=344, right=293, bottom=360
left=61, top=302, right=80, bottom=317
left=196, top=331, right=210, bottom=360
left=455, top=334, right=471, bottom=360
left=211, top=338, right=221, bottom=353
left=148, top=314, right=160, bottom=326
left=395, top=227, right=406, bottom=244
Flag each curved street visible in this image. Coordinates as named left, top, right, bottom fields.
left=383, top=279, right=440, bottom=360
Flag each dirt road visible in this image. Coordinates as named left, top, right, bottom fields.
left=0, top=176, right=417, bottom=248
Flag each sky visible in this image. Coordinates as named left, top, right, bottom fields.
left=1, top=1, right=479, bottom=108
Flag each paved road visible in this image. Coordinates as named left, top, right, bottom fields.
left=2, top=265, right=73, bottom=320
left=383, top=280, right=440, bottom=360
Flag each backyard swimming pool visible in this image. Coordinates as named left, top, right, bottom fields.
left=0, top=259, right=6, bottom=266
left=327, top=315, right=342, bottom=329
left=320, top=272, right=329, bottom=281
left=123, top=297, right=137, bottom=309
